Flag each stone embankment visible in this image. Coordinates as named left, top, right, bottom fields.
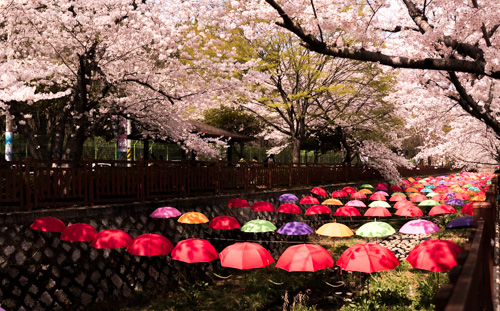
left=379, top=233, right=432, bottom=262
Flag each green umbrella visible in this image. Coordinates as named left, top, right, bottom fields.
left=392, top=192, right=407, bottom=197
left=368, top=200, right=391, bottom=208
left=361, top=184, right=374, bottom=190
left=241, top=219, right=276, bottom=233
left=418, top=200, right=439, bottom=207
left=426, top=192, right=439, bottom=198
left=355, top=220, right=395, bottom=238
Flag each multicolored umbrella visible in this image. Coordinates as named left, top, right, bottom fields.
left=445, top=216, right=474, bottom=229
left=250, top=201, right=275, bottom=212
left=209, top=216, right=240, bottom=230
left=91, top=229, right=133, bottom=249
left=337, top=243, right=399, bottom=273
left=241, top=219, right=276, bottom=233
left=127, top=234, right=174, bottom=256
left=399, top=219, right=440, bottom=234
left=356, top=220, right=395, bottom=238
left=406, top=239, right=463, bottom=272
left=305, top=204, right=332, bottom=215
left=277, top=203, right=302, bottom=214
left=277, top=222, right=314, bottom=235
left=150, top=206, right=182, bottom=218
left=276, top=244, right=334, bottom=272
left=316, top=221, right=353, bottom=237
left=178, top=211, right=209, bottom=224
left=60, top=223, right=97, bottom=242
left=171, top=238, right=219, bottom=263
left=30, top=217, right=66, bottom=233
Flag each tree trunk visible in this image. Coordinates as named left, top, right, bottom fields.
left=292, top=137, right=301, bottom=165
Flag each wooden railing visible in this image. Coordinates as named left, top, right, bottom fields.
left=435, top=177, right=497, bottom=311
left=0, top=158, right=459, bottom=210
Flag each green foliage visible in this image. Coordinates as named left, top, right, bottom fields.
left=203, top=105, right=263, bottom=137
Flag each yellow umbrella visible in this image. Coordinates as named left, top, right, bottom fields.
left=178, top=212, right=209, bottom=224
left=316, top=221, right=353, bottom=237
left=321, top=198, right=343, bottom=205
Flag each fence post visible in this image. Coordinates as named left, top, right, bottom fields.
left=24, top=157, right=32, bottom=211
left=473, top=201, right=494, bottom=309
left=215, top=160, right=220, bottom=195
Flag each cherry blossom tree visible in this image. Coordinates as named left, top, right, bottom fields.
left=0, top=0, right=247, bottom=161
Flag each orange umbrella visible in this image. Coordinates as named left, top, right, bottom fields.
left=321, top=198, right=343, bottom=205
left=359, top=188, right=373, bottom=195
left=178, top=212, right=209, bottom=224
left=316, top=221, right=354, bottom=237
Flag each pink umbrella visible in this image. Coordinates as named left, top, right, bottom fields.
left=60, top=223, right=97, bottom=242
left=410, top=194, right=427, bottom=203
left=374, top=191, right=389, bottom=197
left=305, top=205, right=332, bottom=215
left=350, top=192, right=367, bottom=199
left=389, top=194, right=406, bottom=202
left=30, top=217, right=66, bottom=233
left=127, top=234, right=173, bottom=256
left=395, top=206, right=423, bottom=217
left=364, top=206, right=391, bottom=218
left=277, top=203, right=302, bottom=214
left=276, top=244, right=334, bottom=272
left=345, top=200, right=366, bottom=208
left=251, top=201, right=275, bottom=212
left=299, top=196, right=320, bottom=204
left=394, top=200, right=414, bottom=209
left=149, top=206, right=181, bottom=218
left=399, top=219, right=440, bottom=235
left=91, top=229, right=133, bottom=249
left=369, top=193, right=386, bottom=201
left=220, top=242, right=274, bottom=270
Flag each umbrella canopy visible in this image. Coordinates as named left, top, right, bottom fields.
left=429, top=204, right=457, bottom=216
left=453, top=193, right=470, bottom=200
left=461, top=202, right=474, bottom=215
left=150, top=206, right=182, bottom=218
left=399, top=219, right=440, bottom=234
left=406, top=239, right=463, bottom=272
left=276, top=244, right=334, bottom=272
left=336, top=243, right=399, bottom=273
left=228, top=198, right=250, bottom=208
left=430, top=194, right=448, bottom=202
left=127, top=234, right=174, bottom=256
left=364, top=206, right=391, bottom=217
left=359, top=188, right=373, bottom=195
left=61, top=223, right=97, bottom=242
left=251, top=201, right=275, bottom=212
left=209, top=216, right=240, bottom=230
left=389, top=194, right=407, bottom=202
left=345, top=200, right=366, bottom=207
left=299, top=196, right=320, bottom=204
left=350, top=192, right=367, bottom=199
left=316, top=222, right=354, bottom=237
left=342, top=186, right=356, bottom=194
left=311, top=187, right=327, bottom=197
left=279, top=193, right=299, bottom=202
left=277, top=203, right=302, bottom=214
left=360, top=184, right=374, bottom=190
left=390, top=185, right=403, bottom=192
left=395, top=206, right=423, bottom=217
left=91, top=229, right=133, bottom=249
left=356, top=221, right=395, bottom=238
left=410, top=194, right=427, bottom=203
left=418, top=200, right=440, bottom=207
left=331, top=190, right=349, bottom=198
left=277, top=222, right=314, bottom=236
left=220, top=242, right=274, bottom=270
left=444, top=198, right=465, bottom=206
left=305, top=204, right=332, bottom=215
left=375, top=183, right=388, bottom=191
left=368, top=200, right=391, bottom=208
left=445, top=216, right=474, bottom=229
left=404, top=187, right=418, bottom=193
left=171, top=238, right=219, bottom=263
left=321, top=198, right=343, bottom=205
left=369, top=193, right=387, bottom=201
left=394, top=200, right=414, bottom=209
left=241, top=219, right=277, bottom=233
left=30, top=217, right=66, bottom=233
left=178, top=212, right=209, bottom=224
left=334, top=206, right=361, bottom=217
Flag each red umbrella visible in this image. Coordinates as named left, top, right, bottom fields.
left=276, top=244, right=334, bottom=272
left=331, top=190, right=348, bottom=198
left=364, top=206, right=391, bottom=218
left=311, top=187, right=327, bottom=197
left=219, top=242, right=274, bottom=270
left=394, top=200, right=414, bottom=209
left=228, top=198, right=249, bottom=208
left=406, top=239, right=463, bottom=272
left=389, top=194, right=406, bottom=202
left=395, top=206, right=423, bottom=217
left=390, top=185, right=402, bottom=192
left=91, top=229, right=133, bottom=249
left=342, top=186, right=356, bottom=194
left=410, top=194, right=427, bottom=203
left=350, top=192, right=367, bottom=199
left=60, top=223, right=97, bottom=242
left=299, top=196, right=320, bottom=204
left=251, top=201, right=275, bottom=212
left=127, top=234, right=174, bottom=256
left=431, top=194, right=448, bottom=201
left=461, top=202, right=474, bottom=215
left=30, top=217, right=66, bottom=232
left=453, top=193, right=470, bottom=200
left=428, top=204, right=457, bottom=216
left=369, top=193, right=386, bottom=201
left=171, top=238, right=219, bottom=263
left=336, top=243, right=399, bottom=273
left=305, top=204, right=332, bottom=215
left=334, top=206, right=361, bottom=217
left=209, top=216, right=240, bottom=230
left=277, top=203, right=302, bottom=214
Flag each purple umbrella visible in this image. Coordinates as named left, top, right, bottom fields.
left=277, top=222, right=314, bottom=235
left=445, top=192, right=455, bottom=198
left=279, top=193, right=299, bottom=202
left=445, top=198, right=464, bottom=206
left=445, top=216, right=474, bottom=229
left=150, top=206, right=182, bottom=218
left=399, top=219, right=441, bottom=234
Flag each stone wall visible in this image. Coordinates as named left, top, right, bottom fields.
left=0, top=184, right=360, bottom=310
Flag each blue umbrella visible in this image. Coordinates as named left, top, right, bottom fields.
left=279, top=193, right=299, bottom=202
left=445, top=216, right=474, bottom=229
left=277, top=222, right=314, bottom=235
left=445, top=198, right=464, bottom=206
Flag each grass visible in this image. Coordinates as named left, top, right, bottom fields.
left=118, top=216, right=471, bottom=311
